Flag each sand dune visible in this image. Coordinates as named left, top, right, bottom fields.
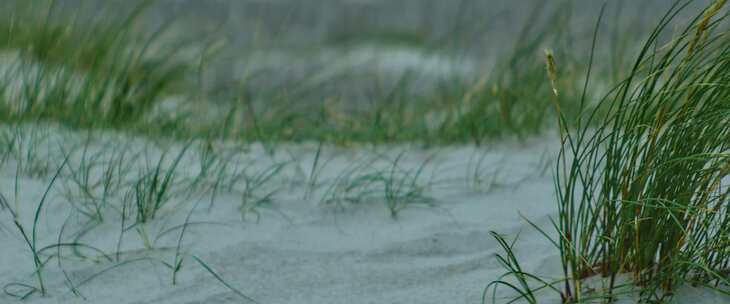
left=1, top=126, right=726, bottom=303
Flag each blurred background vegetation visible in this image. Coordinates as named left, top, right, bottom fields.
left=0, top=0, right=709, bottom=145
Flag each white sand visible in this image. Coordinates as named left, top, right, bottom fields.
left=0, top=125, right=726, bottom=304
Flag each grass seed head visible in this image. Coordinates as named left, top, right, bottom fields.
left=689, top=0, right=727, bottom=55
left=544, top=48, right=559, bottom=98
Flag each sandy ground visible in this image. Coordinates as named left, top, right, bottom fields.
left=0, top=125, right=727, bottom=304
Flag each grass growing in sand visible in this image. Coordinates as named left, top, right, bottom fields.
left=215, top=2, right=590, bottom=146
left=131, top=144, right=190, bottom=224
left=488, top=1, right=730, bottom=302
left=2, top=0, right=726, bottom=303
left=3, top=156, right=69, bottom=298
left=0, top=0, right=189, bottom=128
left=0, top=0, right=593, bottom=145
left=321, top=151, right=437, bottom=219
left=0, top=127, right=259, bottom=301
left=59, top=136, right=136, bottom=223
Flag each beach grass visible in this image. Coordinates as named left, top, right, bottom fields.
left=131, top=143, right=190, bottom=224
left=0, top=0, right=592, bottom=146
left=0, top=0, right=189, bottom=128
left=3, top=155, right=68, bottom=298
left=487, top=0, right=730, bottom=302
left=2, top=0, right=726, bottom=303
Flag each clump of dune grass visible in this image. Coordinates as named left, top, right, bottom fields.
left=438, top=2, right=584, bottom=144
left=322, top=152, right=436, bottom=218
left=488, top=1, right=730, bottom=302
left=0, top=0, right=593, bottom=146
left=239, top=162, right=288, bottom=223
left=4, top=125, right=55, bottom=178
left=183, top=139, right=238, bottom=209
left=59, top=137, right=136, bottom=223
left=187, top=2, right=589, bottom=146
left=0, top=0, right=188, bottom=128
left=131, top=144, right=190, bottom=224
left=465, top=152, right=507, bottom=193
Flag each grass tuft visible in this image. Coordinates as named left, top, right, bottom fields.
left=322, top=151, right=436, bottom=218
left=488, top=1, right=730, bottom=302
left=132, top=144, right=190, bottom=224
left=0, top=0, right=189, bottom=128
